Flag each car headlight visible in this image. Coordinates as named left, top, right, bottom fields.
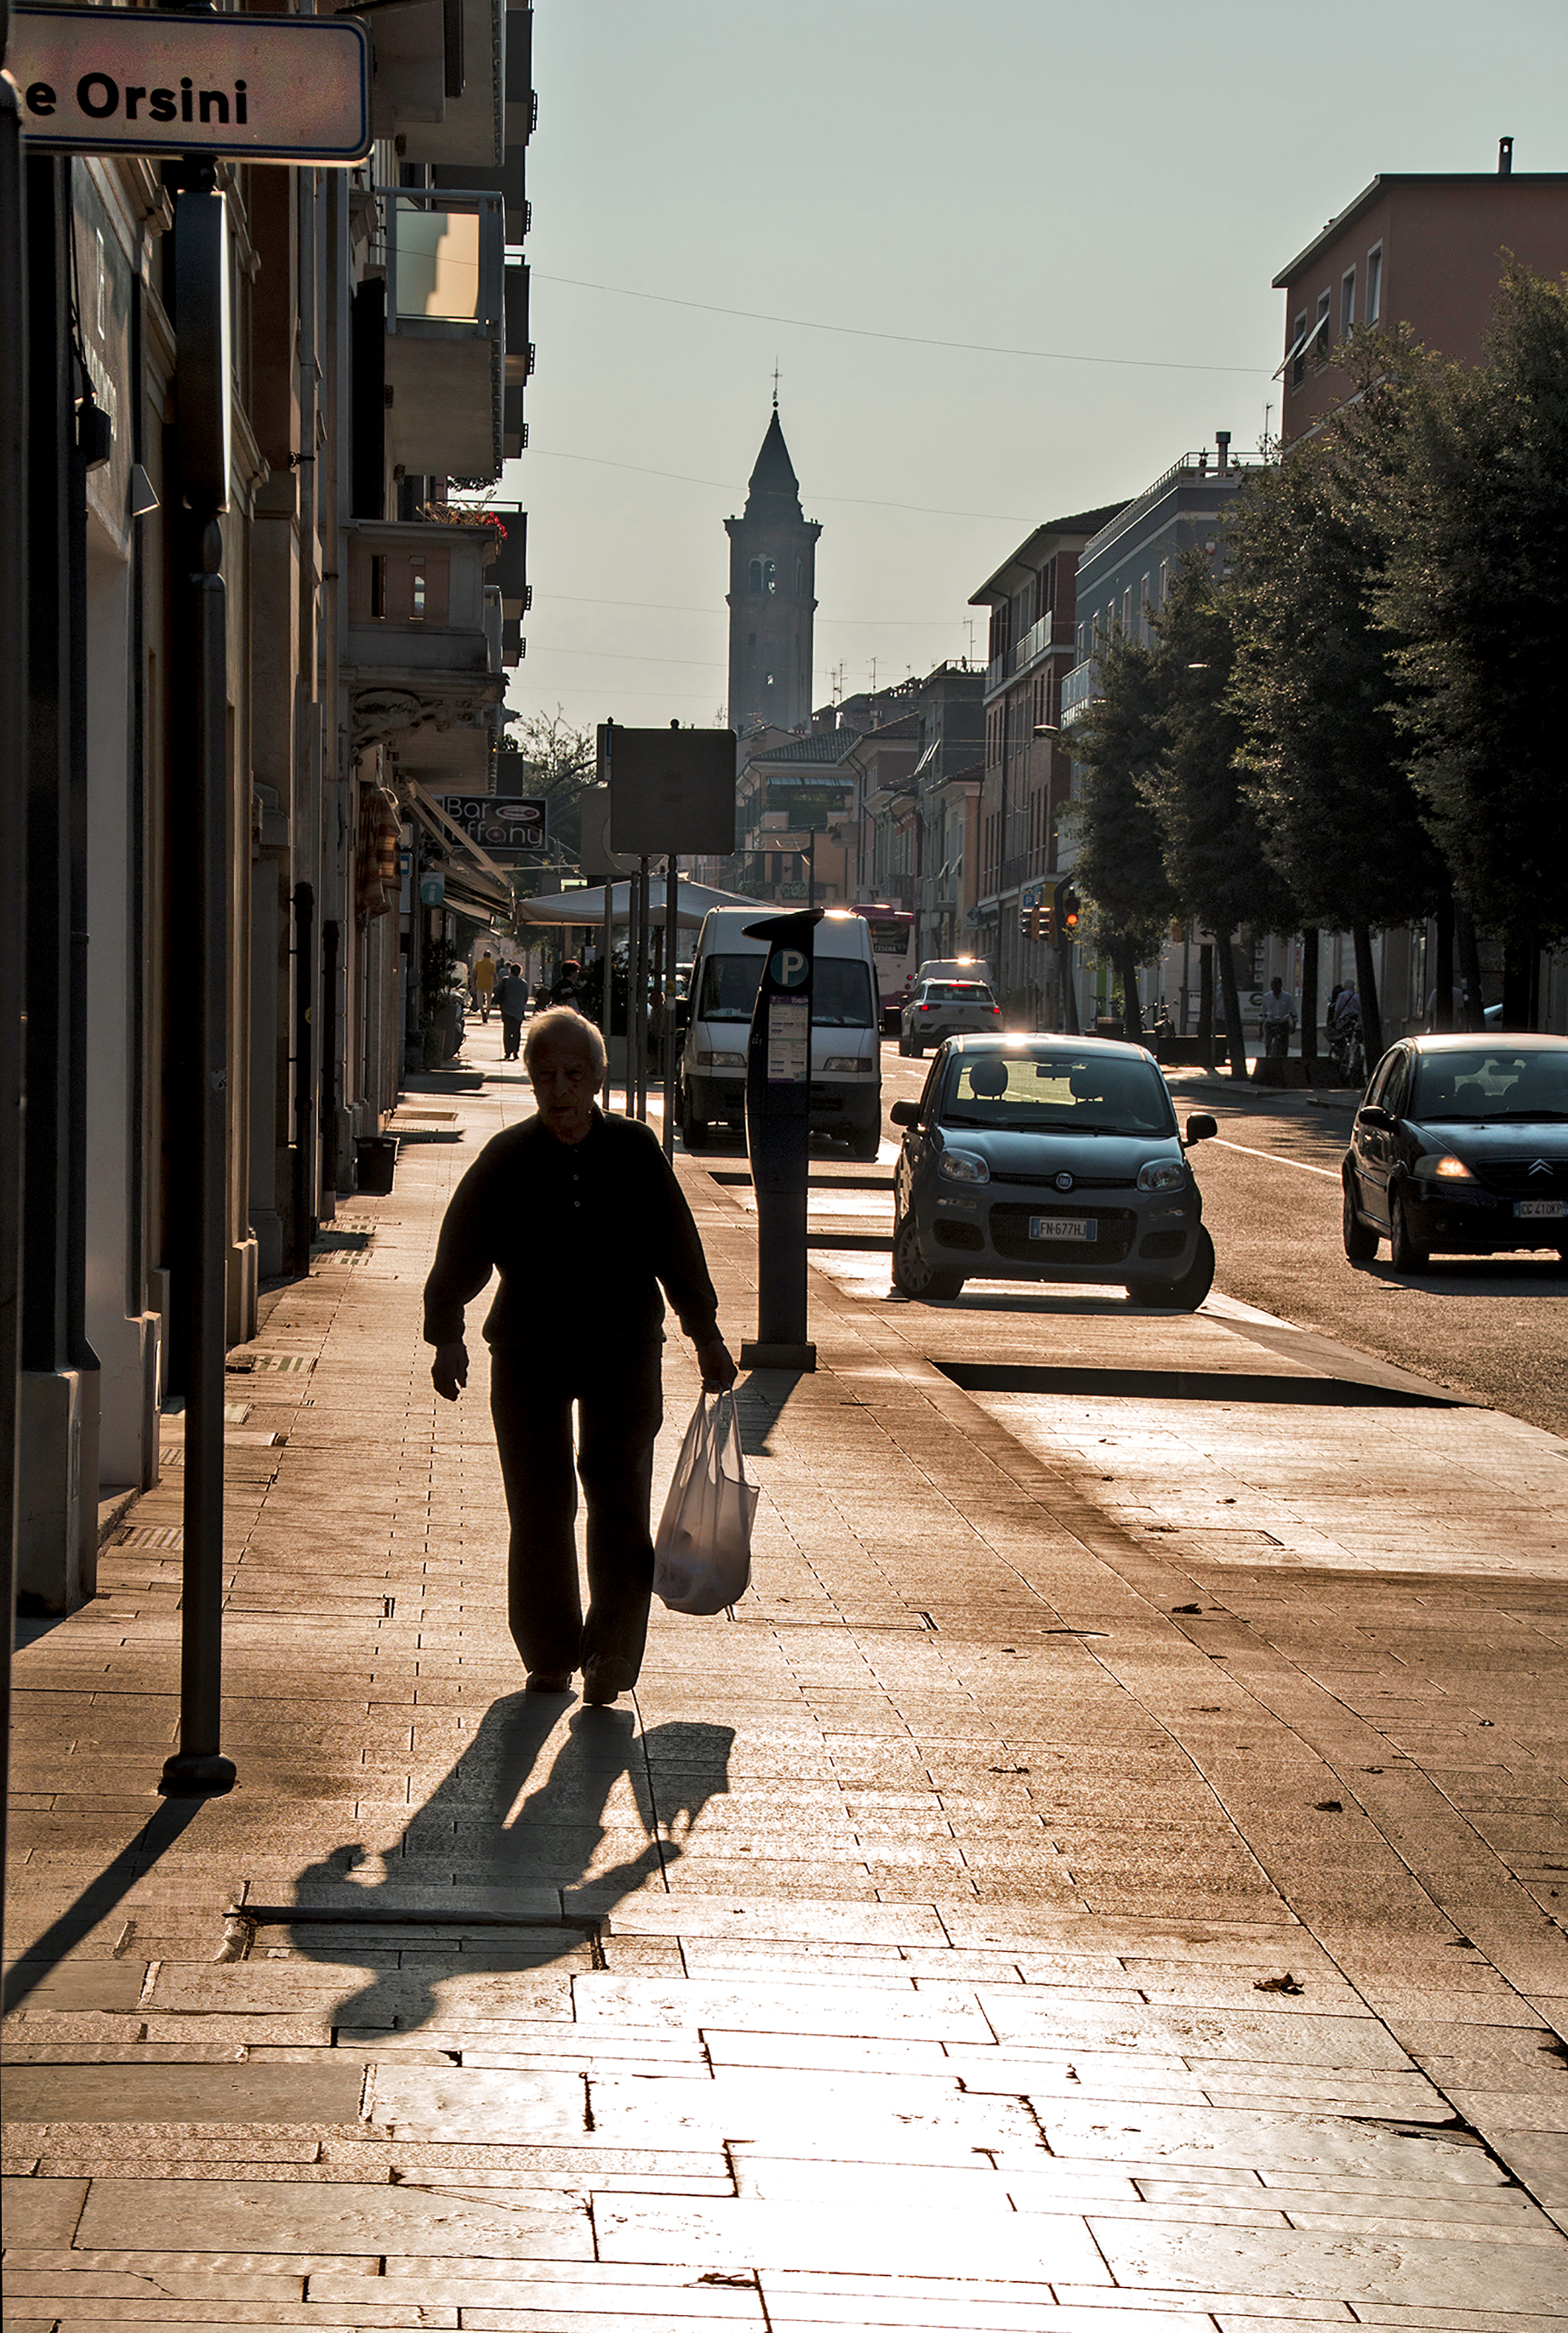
left=696, top=1049, right=745, bottom=1069
left=1137, top=1160, right=1186, bottom=1193
left=1415, top=1153, right=1476, bottom=1182
left=938, top=1150, right=989, bottom=1184
left=824, top=1055, right=874, bottom=1072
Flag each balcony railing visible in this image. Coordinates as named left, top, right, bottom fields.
left=1059, top=659, right=1101, bottom=728
left=984, top=616, right=1073, bottom=697
left=376, top=186, right=511, bottom=482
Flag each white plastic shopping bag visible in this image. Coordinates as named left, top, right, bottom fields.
left=653, top=1392, right=758, bottom=1616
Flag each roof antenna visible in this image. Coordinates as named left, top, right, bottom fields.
left=1498, top=135, right=1514, bottom=175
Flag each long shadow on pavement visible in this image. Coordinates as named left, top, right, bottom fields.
left=277, top=1696, right=735, bottom=2034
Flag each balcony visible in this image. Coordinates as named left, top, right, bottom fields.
left=373, top=0, right=512, bottom=163
left=377, top=186, right=510, bottom=481
left=1059, top=659, right=1101, bottom=729
left=345, top=520, right=505, bottom=778
left=984, top=614, right=1074, bottom=698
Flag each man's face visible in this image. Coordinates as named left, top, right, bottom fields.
left=1271, top=979, right=1282, bottom=995
left=529, top=1032, right=597, bottom=1144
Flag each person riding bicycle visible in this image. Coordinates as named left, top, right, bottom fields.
left=1259, top=976, right=1297, bottom=1059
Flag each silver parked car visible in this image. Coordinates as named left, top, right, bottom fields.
left=899, top=978, right=1002, bottom=1057
left=890, top=1035, right=1217, bottom=1306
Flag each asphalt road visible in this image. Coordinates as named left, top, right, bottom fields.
left=874, top=1039, right=1568, bottom=1437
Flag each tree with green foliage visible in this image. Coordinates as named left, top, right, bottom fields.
left=1140, top=559, right=1298, bottom=1077
left=1066, top=625, right=1176, bottom=1045
left=504, top=705, right=596, bottom=868
left=1359, top=261, right=1568, bottom=1023
left=1225, top=414, right=1447, bottom=1063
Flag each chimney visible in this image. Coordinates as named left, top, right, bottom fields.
left=1216, top=431, right=1232, bottom=472
left=1499, top=135, right=1514, bottom=176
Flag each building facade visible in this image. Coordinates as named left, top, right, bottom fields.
left=9, top=0, right=533, bottom=1609
left=968, top=509, right=1122, bottom=1016
left=1274, top=163, right=1568, bottom=439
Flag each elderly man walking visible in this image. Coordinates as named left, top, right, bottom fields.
left=424, top=1007, right=737, bottom=1704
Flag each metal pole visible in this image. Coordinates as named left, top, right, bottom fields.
left=662, top=853, right=678, bottom=1158
left=290, top=882, right=316, bottom=1274
left=634, top=854, right=650, bottom=1121
left=160, top=536, right=235, bottom=1796
left=600, top=881, right=614, bottom=1114
left=0, top=43, right=30, bottom=1928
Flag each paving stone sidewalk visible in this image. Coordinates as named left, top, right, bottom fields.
left=4, top=1034, right=1567, bottom=2331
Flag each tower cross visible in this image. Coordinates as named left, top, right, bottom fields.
left=772, top=361, right=780, bottom=411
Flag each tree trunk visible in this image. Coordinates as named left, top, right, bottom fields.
left=1433, top=895, right=1454, bottom=1032
left=1502, top=932, right=1536, bottom=1030
left=1116, top=938, right=1143, bottom=1043
left=1198, top=943, right=1215, bottom=1071
left=1216, top=930, right=1248, bottom=1081
left=1455, top=900, right=1485, bottom=1030
left=1298, top=927, right=1319, bottom=1059
left=1352, top=924, right=1383, bottom=1067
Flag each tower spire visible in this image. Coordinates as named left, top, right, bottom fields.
left=772, top=360, right=779, bottom=411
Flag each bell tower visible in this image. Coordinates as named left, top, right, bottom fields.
left=726, top=406, right=821, bottom=735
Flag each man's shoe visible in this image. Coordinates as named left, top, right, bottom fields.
left=582, top=1656, right=636, bottom=1706
left=524, top=1669, right=573, bottom=1693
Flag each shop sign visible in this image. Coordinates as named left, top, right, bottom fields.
left=436, top=795, right=547, bottom=850
left=13, top=6, right=372, bottom=164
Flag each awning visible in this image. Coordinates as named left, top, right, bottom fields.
left=403, top=779, right=515, bottom=914
left=517, top=877, right=760, bottom=931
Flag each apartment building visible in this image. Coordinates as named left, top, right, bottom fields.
left=968, top=508, right=1122, bottom=1013
left=1274, top=155, right=1568, bottom=438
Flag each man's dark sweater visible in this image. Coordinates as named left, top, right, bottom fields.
left=422, top=1109, right=720, bottom=1351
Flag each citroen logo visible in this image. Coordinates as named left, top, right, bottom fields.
left=1054, top=1172, right=1074, bottom=1192
left=1530, top=1159, right=1552, bottom=1176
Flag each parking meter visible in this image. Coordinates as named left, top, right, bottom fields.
left=738, top=909, right=822, bottom=1371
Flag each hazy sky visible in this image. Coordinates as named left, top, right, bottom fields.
left=503, top=0, right=1565, bottom=734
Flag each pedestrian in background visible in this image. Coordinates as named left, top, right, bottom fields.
left=1259, top=975, right=1297, bottom=1059
left=474, top=950, right=496, bottom=1023
left=425, top=1006, right=737, bottom=1703
left=496, top=964, right=529, bottom=1061
left=549, top=958, right=584, bottom=1009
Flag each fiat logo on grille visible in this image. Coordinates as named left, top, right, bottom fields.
left=1054, top=1172, right=1074, bottom=1192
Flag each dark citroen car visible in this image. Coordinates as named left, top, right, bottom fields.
left=890, top=1034, right=1217, bottom=1306
left=1343, top=1033, right=1568, bottom=1272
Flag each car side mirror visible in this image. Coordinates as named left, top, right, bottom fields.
left=890, top=1098, right=923, bottom=1129
left=1357, top=1104, right=1392, bottom=1131
left=1184, top=1113, right=1217, bottom=1144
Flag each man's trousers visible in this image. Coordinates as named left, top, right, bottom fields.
left=500, top=1012, right=522, bottom=1058
left=489, top=1343, right=664, bottom=1680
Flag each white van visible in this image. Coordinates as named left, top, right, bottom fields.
left=678, top=907, right=882, bottom=1159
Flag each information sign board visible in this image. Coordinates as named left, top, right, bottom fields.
left=600, top=726, right=736, bottom=857
left=12, top=6, right=372, bottom=164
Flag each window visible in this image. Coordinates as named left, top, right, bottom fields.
left=1341, top=266, right=1355, bottom=337
left=1290, top=311, right=1308, bottom=388
left=1121, top=588, right=1132, bottom=634
left=1366, top=243, right=1382, bottom=323
left=795, top=556, right=804, bottom=596
left=749, top=558, right=761, bottom=593
left=1076, top=624, right=1085, bottom=660
left=1158, top=558, right=1169, bottom=605
left=748, top=556, right=776, bottom=595
left=1314, top=288, right=1331, bottom=368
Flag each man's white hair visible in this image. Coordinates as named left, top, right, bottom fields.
left=523, top=1005, right=607, bottom=1078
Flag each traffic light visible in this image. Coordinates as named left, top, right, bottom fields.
left=1043, top=898, right=1057, bottom=947
left=1054, top=880, right=1080, bottom=943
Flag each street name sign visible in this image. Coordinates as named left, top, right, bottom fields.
left=13, top=6, right=372, bottom=164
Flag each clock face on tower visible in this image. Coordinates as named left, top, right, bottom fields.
left=726, top=408, right=821, bottom=738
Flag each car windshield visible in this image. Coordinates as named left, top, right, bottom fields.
left=1411, top=1048, right=1568, bottom=1121
left=921, top=982, right=993, bottom=1004
left=938, top=1050, right=1176, bottom=1135
left=696, top=953, right=875, bottom=1030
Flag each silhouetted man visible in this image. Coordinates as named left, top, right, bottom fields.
left=424, top=1007, right=737, bottom=1705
